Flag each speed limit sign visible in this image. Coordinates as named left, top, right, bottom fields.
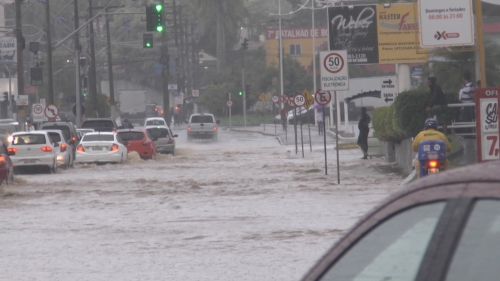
left=320, top=50, right=349, bottom=91
left=294, top=94, right=305, bottom=107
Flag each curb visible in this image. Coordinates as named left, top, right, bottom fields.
left=229, top=128, right=278, bottom=137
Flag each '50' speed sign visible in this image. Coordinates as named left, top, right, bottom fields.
left=294, top=94, right=305, bottom=107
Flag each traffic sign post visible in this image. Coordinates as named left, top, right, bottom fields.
left=280, top=95, right=288, bottom=103
left=303, top=89, right=314, bottom=152
left=227, top=97, right=233, bottom=129
left=315, top=90, right=332, bottom=106
left=32, top=104, right=45, bottom=122
left=293, top=94, right=306, bottom=107
left=320, top=51, right=349, bottom=91
left=294, top=94, right=306, bottom=158
left=44, top=104, right=59, bottom=119
left=381, top=78, right=398, bottom=104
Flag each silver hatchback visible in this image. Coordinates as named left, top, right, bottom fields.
left=145, top=125, right=177, bottom=155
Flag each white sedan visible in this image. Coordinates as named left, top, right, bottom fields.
left=41, top=129, right=73, bottom=168
left=8, top=131, right=59, bottom=173
left=74, top=132, right=127, bottom=164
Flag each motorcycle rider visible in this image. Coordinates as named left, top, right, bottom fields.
left=412, top=118, right=451, bottom=178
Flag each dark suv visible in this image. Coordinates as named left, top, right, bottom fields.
left=81, top=118, right=118, bottom=132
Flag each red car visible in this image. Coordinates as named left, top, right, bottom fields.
left=117, top=129, right=157, bottom=160
left=0, top=143, right=14, bottom=185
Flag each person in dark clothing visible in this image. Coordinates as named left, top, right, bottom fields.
left=357, top=107, right=371, bottom=159
left=426, top=77, right=448, bottom=135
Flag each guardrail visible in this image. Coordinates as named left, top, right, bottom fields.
left=436, top=103, right=476, bottom=133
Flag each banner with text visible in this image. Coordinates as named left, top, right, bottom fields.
left=328, top=4, right=429, bottom=65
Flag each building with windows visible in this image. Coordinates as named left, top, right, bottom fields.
left=265, top=27, right=329, bottom=71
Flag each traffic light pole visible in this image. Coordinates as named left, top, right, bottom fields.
left=15, top=0, right=25, bottom=125
left=242, top=49, right=246, bottom=127
left=45, top=0, right=55, bottom=105
left=74, top=0, right=82, bottom=126
left=105, top=7, right=116, bottom=121
left=160, top=0, right=170, bottom=127
left=88, top=0, right=98, bottom=117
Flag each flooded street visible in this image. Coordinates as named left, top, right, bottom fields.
left=0, top=128, right=402, bottom=280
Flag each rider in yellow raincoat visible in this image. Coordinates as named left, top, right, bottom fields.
left=412, top=118, right=451, bottom=178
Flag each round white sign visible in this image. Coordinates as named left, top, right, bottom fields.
left=272, top=96, right=279, bottom=103
left=294, top=95, right=305, bottom=107
left=323, top=53, right=345, bottom=74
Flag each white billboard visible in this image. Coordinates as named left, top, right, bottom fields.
left=0, top=37, right=16, bottom=63
left=418, top=0, right=474, bottom=47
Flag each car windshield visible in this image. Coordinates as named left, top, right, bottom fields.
left=146, top=120, right=165, bottom=126
left=42, top=126, right=71, bottom=140
left=82, top=120, right=115, bottom=128
left=191, top=116, right=214, bottom=123
left=147, top=128, right=169, bottom=139
left=82, top=134, right=114, bottom=142
left=48, top=132, right=62, bottom=143
left=118, top=132, right=145, bottom=141
left=13, top=134, right=46, bottom=145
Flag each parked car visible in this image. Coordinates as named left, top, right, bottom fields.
left=39, top=121, right=79, bottom=160
left=187, top=113, right=218, bottom=142
left=301, top=161, right=500, bottom=281
left=117, top=129, right=157, bottom=160
left=0, top=143, right=14, bottom=185
left=81, top=118, right=118, bottom=133
left=145, top=125, right=177, bottom=155
left=41, top=129, right=73, bottom=168
left=8, top=131, right=58, bottom=174
left=74, top=132, right=127, bottom=164
left=143, top=117, right=167, bottom=127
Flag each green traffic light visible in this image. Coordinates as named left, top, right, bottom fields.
left=157, top=25, right=163, bottom=32
left=156, top=4, right=162, bottom=12
left=239, top=91, right=243, bottom=96
left=83, top=92, right=87, bottom=97
left=146, top=42, right=151, bottom=47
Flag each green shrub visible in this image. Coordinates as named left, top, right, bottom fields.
left=373, top=86, right=462, bottom=142
left=372, top=106, right=389, bottom=140
left=393, top=86, right=431, bottom=138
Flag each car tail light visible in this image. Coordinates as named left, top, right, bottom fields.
left=167, top=137, right=173, bottom=144
left=188, top=126, right=191, bottom=131
left=72, top=136, right=77, bottom=141
left=8, top=148, right=17, bottom=153
left=213, top=126, right=217, bottom=131
left=110, top=144, right=119, bottom=151
left=60, top=143, right=67, bottom=152
left=41, top=146, right=53, bottom=152
left=428, top=160, right=438, bottom=168
left=77, top=145, right=85, bottom=152
left=0, top=156, right=5, bottom=163
left=142, top=139, right=151, bottom=146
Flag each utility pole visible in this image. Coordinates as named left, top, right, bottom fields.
left=179, top=11, right=187, bottom=122
left=15, top=0, right=24, bottom=124
left=88, top=0, right=98, bottom=117
left=172, top=0, right=180, bottom=113
left=45, top=0, right=55, bottom=105
left=105, top=7, right=116, bottom=120
left=74, top=0, right=82, bottom=125
left=242, top=47, right=246, bottom=127
left=184, top=20, right=191, bottom=122
left=160, top=0, right=170, bottom=127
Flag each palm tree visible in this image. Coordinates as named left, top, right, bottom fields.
left=196, top=0, right=246, bottom=72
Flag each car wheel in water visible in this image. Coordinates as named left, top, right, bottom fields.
left=51, top=162, right=57, bottom=174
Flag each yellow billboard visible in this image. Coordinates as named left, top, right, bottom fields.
left=377, top=4, right=428, bottom=64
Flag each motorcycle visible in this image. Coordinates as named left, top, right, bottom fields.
left=418, top=140, right=447, bottom=178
